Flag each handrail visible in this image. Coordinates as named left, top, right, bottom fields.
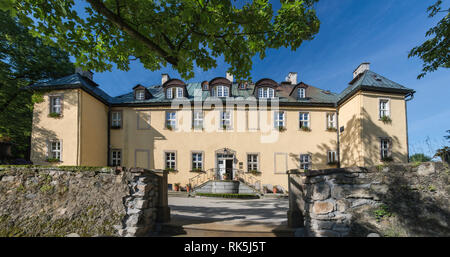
left=234, top=169, right=263, bottom=193
left=188, top=168, right=263, bottom=194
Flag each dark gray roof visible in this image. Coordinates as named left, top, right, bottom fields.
left=32, top=73, right=112, bottom=104
left=338, top=70, right=414, bottom=104
left=32, top=70, right=414, bottom=107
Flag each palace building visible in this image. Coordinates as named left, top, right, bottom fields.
left=30, top=63, right=414, bottom=191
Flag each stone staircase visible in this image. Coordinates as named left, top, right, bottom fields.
left=192, top=180, right=261, bottom=196
left=155, top=221, right=298, bottom=237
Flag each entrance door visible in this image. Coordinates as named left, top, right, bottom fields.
left=225, top=159, right=233, bottom=180
left=218, top=159, right=225, bottom=180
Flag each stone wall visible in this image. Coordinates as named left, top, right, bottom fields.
left=288, top=162, right=450, bottom=237
left=0, top=166, right=168, bottom=237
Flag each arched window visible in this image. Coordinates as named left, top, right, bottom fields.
left=166, top=87, right=184, bottom=99
left=213, top=85, right=229, bottom=97
left=258, top=87, right=275, bottom=98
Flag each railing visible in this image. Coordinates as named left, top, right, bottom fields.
left=234, top=169, right=263, bottom=193
left=189, top=168, right=263, bottom=194
left=189, top=168, right=216, bottom=189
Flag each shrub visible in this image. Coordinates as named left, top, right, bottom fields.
left=409, top=153, right=431, bottom=162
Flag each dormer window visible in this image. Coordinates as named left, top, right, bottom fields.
left=298, top=88, right=306, bottom=99
left=202, top=82, right=209, bottom=91
left=258, top=87, right=275, bottom=99
left=212, top=85, right=229, bottom=97
left=133, top=84, right=152, bottom=100
left=136, top=90, right=145, bottom=100
left=166, top=87, right=184, bottom=99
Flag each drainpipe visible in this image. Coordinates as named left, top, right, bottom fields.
left=335, top=103, right=341, bottom=168
left=404, top=91, right=415, bottom=162
left=107, top=105, right=111, bottom=166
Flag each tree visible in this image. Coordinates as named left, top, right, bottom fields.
left=409, top=153, right=432, bottom=163
left=0, top=10, right=74, bottom=160
left=408, top=0, right=449, bottom=79
left=0, top=0, right=320, bottom=80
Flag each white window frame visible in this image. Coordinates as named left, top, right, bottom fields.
left=166, top=88, right=173, bottom=99
left=247, top=154, right=259, bottom=172
left=327, top=150, right=337, bottom=164
left=50, top=96, right=62, bottom=114
left=379, top=98, right=390, bottom=118
left=258, top=87, right=275, bottom=99
left=49, top=140, right=61, bottom=160
left=298, top=88, right=306, bottom=99
left=299, top=112, right=310, bottom=128
left=274, top=111, right=285, bottom=128
left=176, top=87, right=184, bottom=98
left=166, top=111, right=177, bottom=129
left=300, top=154, right=311, bottom=170
left=111, top=111, right=122, bottom=128
left=220, top=110, right=232, bottom=129
left=192, top=110, right=204, bottom=130
left=327, top=113, right=337, bottom=129
left=165, top=151, right=176, bottom=170
left=380, top=138, right=391, bottom=159
left=136, top=90, right=145, bottom=100
left=215, top=85, right=229, bottom=97
left=111, top=149, right=122, bottom=166
left=192, top=152, right=203, bottom=170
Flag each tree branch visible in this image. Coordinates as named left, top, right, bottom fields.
left=86, top=0, right=179, bottom=66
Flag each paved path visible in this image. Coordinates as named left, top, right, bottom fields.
left=161, top=196, right=291, bottom=236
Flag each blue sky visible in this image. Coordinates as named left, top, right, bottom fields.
left=74, top=0, right=449, bottom=157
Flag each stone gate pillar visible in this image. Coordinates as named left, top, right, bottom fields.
left=287, top=170, right=305, bottom=228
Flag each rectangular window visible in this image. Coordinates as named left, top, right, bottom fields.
left=166, top=111, right=176, bottom=129
left=165, top=152, right=176, bottom=170
left=50, top=140, right=61, bottom=160
left=299, top=112, right=310, bottom=128
left=166, top=88, right=173, bottom=99
left=192, top=152, right=203, bottom=170
left=327, top=151, right=337, bottom=164
left=247, top=154, right=259, bottom=172
left=136, top=90, right=145, bottom=100
left=176, top=87, right=183, bottom=98
left=50, top=96, right=62, bottom=114
left=111, top=149, right=121, bottom=166
left=380, top=138, right=391, bottom=159
left=298, top=88, right=305, bottom=99
left=274, top=111, right=285, bottom=128
left=111, top=111, right=122, bottom=128
left=300, top=154, right=311, bottom=170
left=193, top=110, right=203, bottom=129
left=379, top=99, right=390, bottom=118
left=327, top=113, right=336, bottom=129
left=220, top=110, right=232, bottom=129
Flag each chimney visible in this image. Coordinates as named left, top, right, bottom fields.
left=287, top=72, right=297, bottom=85
left=226, top=72, right=233, bottom=83
left=353, top=63, right=370, bottom=78
left=75, top=67, right=93, bottom=80
left=161, top=73, right=170, bottom=85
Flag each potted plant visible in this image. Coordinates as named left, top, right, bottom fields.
left=46, top=157, right=60, bottom=163
left=381, top=156, right=393, bottom=162
left=166, top=124, right=173, bottom=131
left=174, top=183, right=180, bottom=191
left=278, top=126, right=286, bottom=132
left=186, top=183, right=191, bottom=192
left=49, top=112, right=61, bottom=118
left=249, top=170, right=261, bottom=176
left=326, top=127, right=337, bottom=132
left=222, top=124, right=228, bottom=130
left=191, top=167, right=204, bottom=173
left=223, top=173, right=229, bottom=180
left=300, top=126, right=311, bottom=132
left=164, top=167, right=176, bottom=172
left=380, top=115, right=392, bottom=124
left=273, top=185, right=278, bottom=194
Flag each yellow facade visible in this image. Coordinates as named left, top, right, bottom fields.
left=30, top=86, right=410, bottom=191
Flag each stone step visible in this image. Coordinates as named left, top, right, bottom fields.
left=155, top=222, right=297, bottom=237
